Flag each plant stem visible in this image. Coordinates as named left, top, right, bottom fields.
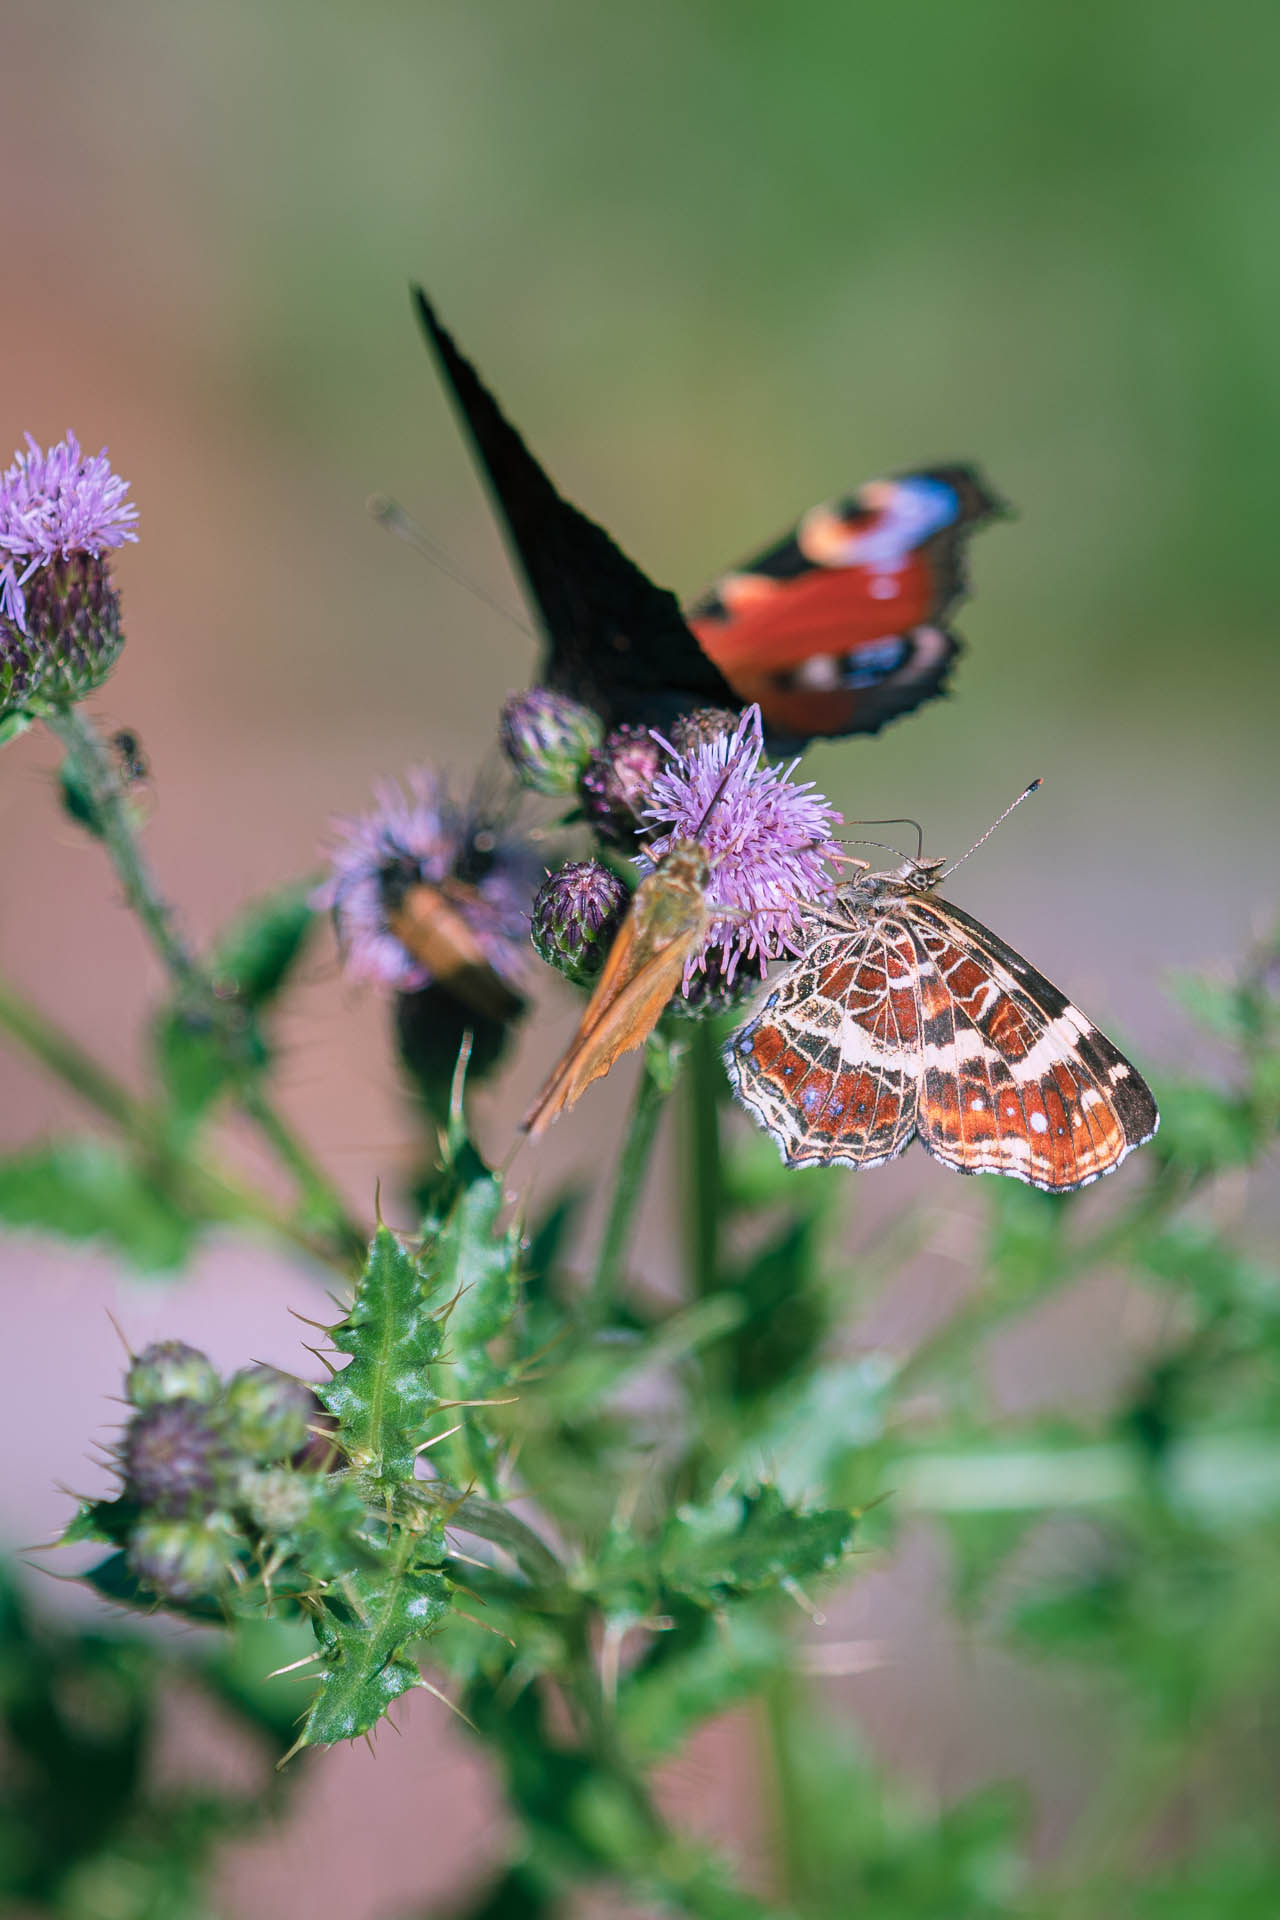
left=43, top=701, right=366, bottom=1262
left=0, top=967, right=357, bottom=1275
left=685, top=1022, right=723, bottom=1301
left=588, top=1055, right=667, bottom=1320
left=0, top=973, right=143, bottom=1134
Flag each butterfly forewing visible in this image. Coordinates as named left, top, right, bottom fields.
left=726, top=875, right=1158, bottom=1193
left=904, top=894, right=1158, bottom=1189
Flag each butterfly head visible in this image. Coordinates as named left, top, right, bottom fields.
left=894, top=854, right=948, bottom=893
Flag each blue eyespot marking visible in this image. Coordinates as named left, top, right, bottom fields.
left=737, top=1034, right=754, bottom=1054
left=799, top=1085, right=823, bottom=1112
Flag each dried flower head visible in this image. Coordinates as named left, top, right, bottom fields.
left=0, top=433, right=138, bottom=632
left=315, top=769, right=538, bottom=994
left=531, top=859, right=630, bottom=984
left=640, top=704, right=842, bottom=986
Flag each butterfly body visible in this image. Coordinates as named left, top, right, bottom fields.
left=385, top=879, right=525, bottom=1023
left=725, top=860, right=1158, bottom=1192
left=521, top=841, right=711, bottom=1138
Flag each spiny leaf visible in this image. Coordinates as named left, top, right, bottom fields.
left=656, top=1485, right=856, bottom=1604
left=425, top=1150, right=521, bottom=1492
left=295, top=1524, right=450, bottom=1750
left=600, top=1484, right=856, bottom=1613
left=320, top=1226, right=445, bottom=1486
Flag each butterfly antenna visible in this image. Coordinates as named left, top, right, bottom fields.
left=843, top=816, right=925, bottom=860
left=941, top=779, right=1042, bottom=880
left=367, top=494, right=534, bottom=638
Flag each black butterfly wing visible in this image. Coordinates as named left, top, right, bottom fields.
left=413, top=289, right=733, bottom=729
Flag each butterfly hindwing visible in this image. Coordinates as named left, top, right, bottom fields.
left=725, top=923, right=923, bottom=1170
left=414, top=289, right=733, bottom=729
left=688, top=467, right=1005, bottom=742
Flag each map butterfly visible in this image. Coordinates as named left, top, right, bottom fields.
left=725, top=850, right=1158, bottom=1192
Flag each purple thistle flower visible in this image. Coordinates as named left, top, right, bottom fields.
left=0, top=432, right=138, bottom=632
left=640, top=704, right=843, bottom=987
left=315, top=769, right=538, bottom=993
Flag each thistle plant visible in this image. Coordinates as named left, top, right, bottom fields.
left=2, top=417, right=1278, bottom=1920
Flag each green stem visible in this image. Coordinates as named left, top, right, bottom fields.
left=0, top=972, right=144, bottom=1134
left=685, top=1023, right=723, bottom=1301
left=0, top=967, right=356, bottom=1275
left=588, top=1055, right=667, bottom=1320
left=43, top=702, right=366, bottom=1262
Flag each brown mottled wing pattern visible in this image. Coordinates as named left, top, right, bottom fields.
left=724, top=914, right=924, bottom=1171
left=726, top=880, right=1159, bottom=1193
left=901, top=894, right=1158, bottom=1190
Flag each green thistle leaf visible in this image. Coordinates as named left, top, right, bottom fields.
left=320, top=1226, right=446, bottom=1487
left=295, top=1524, right=450, bottom=1751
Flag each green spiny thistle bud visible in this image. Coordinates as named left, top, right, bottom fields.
left=22, top=554, right=124, bottom=705
left=124, top=1340, right=221, bottom=1411
left=237, top=1466, right=313, bottom=1534
left=500, top=687, right=603, bottom=796
left=126, top=1518, right=230, bottom=1602
left=223, top=1365, right=315, bottom=1462
left=531, top=860, right=629, bottom=985
left=0, top=625, right=45, bottom=714
left=120, top=1400, right=232, bottom=1516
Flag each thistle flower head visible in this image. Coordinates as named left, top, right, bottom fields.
left=531, top=859, right=630, bottom=984
left=640, top=704, right=842, bottom=986
left=500, top=686, right=602, bottom=796
left=315, top=769, right=538, bottom=993
left=0, top=432, right=138, bottom=633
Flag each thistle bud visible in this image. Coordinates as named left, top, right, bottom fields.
left=500, top=687, right=602, bottom=796
left=121, top=1400, right=232, bottom=1517
left=0, top=625, right=45, bottom=714
left=125, top=1340, right=221, bottom=1412
left=580, top=724, right=665, bottom=845
left=127, top=1519, right=230, bottom=1602
left=223, top=1365, right=314, bottom=1462
left=21, top=554, right=124, bottom=704
left=237, top=1466, right=313, bottom=1535
left=531, top=860, right=629, bottom=985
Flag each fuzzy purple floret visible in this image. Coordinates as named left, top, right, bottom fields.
left=0, top=433, right=138, bottom=631
left=315, top=769, right=538, bottom=992
left=639, top=704, right=843, bottom=987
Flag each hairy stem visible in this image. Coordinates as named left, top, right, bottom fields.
left=588, top=1055, right=667, bottom=1320
left=43, top=702, right=366, bottom=1262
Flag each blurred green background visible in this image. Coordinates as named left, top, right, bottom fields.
left=1, top=3, right=1277, bottom=1916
